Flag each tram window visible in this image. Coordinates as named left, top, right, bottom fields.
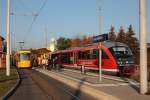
left=20, top=53, right=30, bottom=60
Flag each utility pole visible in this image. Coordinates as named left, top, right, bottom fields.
left=6, top=0, right=10, bottom=76
left=97, top=0, right=102, bottom=81
left=19, top=42, right=24, bottom=50
left=45, top=27, right=48, bottom=48
left=139, top=0, right=148, bottom=94
left=0, top=0, right=1, bottom=34
left=99, top=42, right=102, bottom=81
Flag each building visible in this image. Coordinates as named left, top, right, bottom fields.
left=48, top=38, right=57, bottom=52
left=148, top=43, right=150, bottom=67
left=148, top=43, right=150, bottom=48
left=0, top=35, right=6, bottom=69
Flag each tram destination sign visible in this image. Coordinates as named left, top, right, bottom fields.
left=92, top=34, right=108, bottom=43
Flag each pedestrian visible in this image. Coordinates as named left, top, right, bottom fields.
left=33, top=57, right=38, bottom=67
left=42, top=57, right=46, bottom=69
left=38, top=57, right=42, bottom=67
left=47, top=58, right=52, bottom=70
left=45, top=58, right=49, bottom=69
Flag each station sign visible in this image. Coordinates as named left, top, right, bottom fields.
left=92, top=34, right=108, bottom=43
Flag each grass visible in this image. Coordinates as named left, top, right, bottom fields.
left=0, top=67, right=18, bottom=97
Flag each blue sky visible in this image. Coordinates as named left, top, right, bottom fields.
left=0, top=0, right=150, bottom=50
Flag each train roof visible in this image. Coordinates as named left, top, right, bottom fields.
left=52, top=41, right=128, bottom=54
left=75, top=41, right=128, bottom=49
left=102, top=41, right=128, bottom=48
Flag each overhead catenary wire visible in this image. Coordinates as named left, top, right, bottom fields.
left=22, top=0, right=48, bottom=46
left=27, top=0, right=48, bottom=34
left=12, top=0, right=37, bottom=16
left=17, top=0, right=34, bottom=14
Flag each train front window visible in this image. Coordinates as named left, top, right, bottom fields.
left=109, top=47, right=133, bottom=58
left=20, top=53, right=30, bottom=60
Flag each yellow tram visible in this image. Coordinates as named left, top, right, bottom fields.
left=15, top=50, right=31, bottom=68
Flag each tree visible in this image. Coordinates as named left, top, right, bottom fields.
left=116, top=26, right=126, bottom=43
left=126, top=25, right=139, bottom=55
left=71, top=36, right=82, bottom=47
left=56, top=37, right=71, bottom=50
left=81, top=35, right=92, bottom=45
left=108, top=26, right=116, bottom=41
left=71, top=35, right=92, bottom=47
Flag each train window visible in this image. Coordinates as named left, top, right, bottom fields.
left=62, top=53, right=68, bottom=63
left=102, top=51, right=109, bottom=59
left=62, top=52, right=73, bottom=64
left=78, top=51, right=84, bottom=59
left=93, top=49, right=109, bottom=59
left=70, top=52, right=73, bottom=64
left=78, top=50, right=98, bottom=59
left=85, top=50, right=90, bottom=59
left=109, top=47, right=133, bottom=58
left=93, top=49, right=99, bottom=59
left=78, top=52, right=81, bottom=59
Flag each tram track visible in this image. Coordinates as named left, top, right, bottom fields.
left=28, top=70, right=54, bottom=100
left=28, top=69, right=80, bottom=100
left=10, top=69, right=95, bottom=100
left=35, top=73, right=80, bottom=100
left=12, top=69, right=52, bottom=100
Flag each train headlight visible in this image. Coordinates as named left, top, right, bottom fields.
left=126, top=61, right=129, bottom=64
left=117, top=61, right=122, bottom=64
left=129, top=61, right=134, bottom=64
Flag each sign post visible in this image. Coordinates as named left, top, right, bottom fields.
left=93, top=34, right=108, bottom=82
left=99, top=42, right=102, bottom=81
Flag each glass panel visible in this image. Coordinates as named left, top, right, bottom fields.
left=109, top=46, right=133, bottom=58
left=20, top=53, right=30, bottom=60
left=102, top=51, right=109, bottom=59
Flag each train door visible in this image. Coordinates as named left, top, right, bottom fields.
left=73, top=51, right=78, bottom=66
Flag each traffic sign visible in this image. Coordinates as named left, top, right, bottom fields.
left=92, top=34, right=108, bottom=43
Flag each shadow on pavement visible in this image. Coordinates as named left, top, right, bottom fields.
left=121, top=76, right=150, bottom=95
left=120, top=76, right=140, bottom=92
left=70, top=78, right=86, bottom=100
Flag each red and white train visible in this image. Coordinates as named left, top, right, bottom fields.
left=51, top=41, right=135, bottom=75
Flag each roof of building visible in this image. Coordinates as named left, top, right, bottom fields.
left=0, top=35, right=5, bottom=41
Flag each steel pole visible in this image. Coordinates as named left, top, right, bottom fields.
left=6, top=0, right=10, bottom=76
left=99, top=42, right=102, bottom=81
left=45, top=27, right=48, bottom=48
left=139, top=0, right=148, bottom=94
left=98, top=0, right=102, bottom=81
